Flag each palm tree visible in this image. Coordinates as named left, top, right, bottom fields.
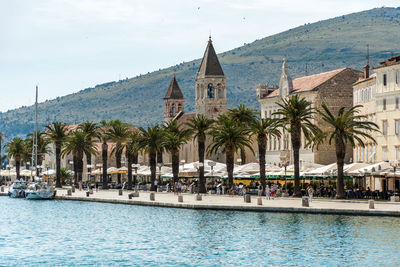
left=138, top=125, right=164, bottom=191
left=229, top=104, right=257, bottom=164
left=99, top=129, right=109, bottom=189
left=317, top=103, right=379, bottom=199
left=250, top=117, right=280, bottom=193
left=125, top=131, right=141, bottom=190
left=0, top=132, right=7, bottom=169
left=5, top=137, right=26, bottom=180
left=107, top=121, right=130, bottom=184
left=186, top=114, right=214, bottom=193
left=27, top=130, right=51, bottom=176
left=78, top=121, right=100, bottom=175
left=274, top=95, right=319, bottom=197
left=208, top=114, right=254, bottom=189
left=45, top=122, right=69, bottom=188
left=62, top=130, right=97, bottom=185
left=164, top=120, right=191, bottom=183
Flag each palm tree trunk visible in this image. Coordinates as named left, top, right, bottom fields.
left=172, top=149, right=179, bottom=183
left=127, top=151, right=133, bottom=190
left=226, top=145, right=234, bottom=189
left=157, top=151, right=163, bottom=164
left=16, top=157, right=21, bottom=180
left=86, top=152, right=92, bottom=182
left=102, top=142, right=108, bottom=189
left=150, top=150, right=156, bottom=191
left=55, top=143, right=62, bottom=187
left=77, top=155, right=83, bottom=183
left=291, top=128, right=301, bottom=197
left=73, top=155, right=78, bottom=186
left=116, top=151, right=122, bottom=184
left=258, top=134, right=267, bottom=194
left=198, top=138, right=206, bottom=193
left=336, top=140, right=346, bottom=199
left=240, top=148, right=246, bottom=165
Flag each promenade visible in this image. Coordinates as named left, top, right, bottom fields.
left=2, top=187, right=400, bottom=216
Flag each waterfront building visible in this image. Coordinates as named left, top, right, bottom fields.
left=257, top=59, right=362, bottom=166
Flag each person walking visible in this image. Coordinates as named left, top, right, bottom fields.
left=257, top=183, right=263, bottom=196
left=265, top=185, right=270, bottom=200
left=154, top=179, right=158, bottom=192
left=308, top=185, right=314, bottom=203
left=177, top=181, right=182, bottom=195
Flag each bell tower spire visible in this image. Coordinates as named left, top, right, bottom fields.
left=164, top=74, right=184, bottom=122
left=195, top=37, right=226, bottom=119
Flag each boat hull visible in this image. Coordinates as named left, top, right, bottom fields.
left=8, top=190, right=26, bottom=198
left=25, top=191, right=54, bottom=200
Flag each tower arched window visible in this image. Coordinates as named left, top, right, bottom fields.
left=178, top=103, right=182, bottom=112
left=207, top=83, right=215, bottom=98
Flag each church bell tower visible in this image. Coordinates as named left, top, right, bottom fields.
left=164, top=74, right=184, bottom=122
left=195, top=37, right=226, bottom=119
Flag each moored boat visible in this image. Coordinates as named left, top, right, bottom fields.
left=8, top=180, right=27, bottom=198
left=25, top=182, right=55, bottom=200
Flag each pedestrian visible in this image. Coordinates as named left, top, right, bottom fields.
left=154, top=179, right=158, bottom=192
left=166, top=181, right=170, bottom=192
left=177, top=181, right=182, bottom=195
left=265, top=185, right=270, bottom=200
left=258, top=183, right=263, bottom=196
left=79, top=181, right=82, bottom=191
left=95, top=181, right=99, bottom=192
left=308, top=185, right=314, bottom=203
left=242, top=186, right=247, bottom=201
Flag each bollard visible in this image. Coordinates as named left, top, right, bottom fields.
left=369, top=199, right=375, bottom=209
left=86, top=191, right=90, bottom=197
left=1, top=186, right=4, bottom=192
left=178, top=195, right=183, bottom=202
left=195, top=194, right=202, bottom=201
left=118, top=189, right=123, bottom=196
left=67, top=189, right=72, bottom=196
left=150, top=192, right=155, bottom=201
left=128, top=193, right=133, bottom=199
left=244, top=194, right=251, bottom=203
left=72, top=186, right=75, bottom=193
left=302, top=196, right=309, bottom=207
left=257, top=197, right=262, bottom=205
left=133, top=191, right=139, bottom=197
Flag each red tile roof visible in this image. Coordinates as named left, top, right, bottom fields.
left=266, top=68, right=347, bottom=98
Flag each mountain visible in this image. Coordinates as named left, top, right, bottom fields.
left=2, top=7, right=400, bottom=138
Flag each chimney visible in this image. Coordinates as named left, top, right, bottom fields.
left=364, top=64, right=370, bottom=79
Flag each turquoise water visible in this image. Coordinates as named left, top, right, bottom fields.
left=1, top=197, right=400, bottom=266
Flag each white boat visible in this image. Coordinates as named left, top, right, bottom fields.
left=25, top=183, right=55, bottom=200
left=8, top=180, right=27, bottom=198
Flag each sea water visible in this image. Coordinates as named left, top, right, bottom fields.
left=1, top=197, right=399, bottom=266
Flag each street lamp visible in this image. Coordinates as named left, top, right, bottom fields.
left=157, top=162, right=163, bottom=182
left=180, top=160, right=186, bottom=170
left=132, top=163, right=140, bottom=190
left=281, top=161, right=289, bottom=193
left=390, top=160, right=398, bottom=193
left=208, top=161, right=216, bottom=178
left=68, top=160, right=74, bottom=187
left=237, top=158, right=242, bottom=165
left=194, top=162, right=204, bottom=195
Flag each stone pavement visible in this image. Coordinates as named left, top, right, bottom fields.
left=49, top=188, right=400, bottom=217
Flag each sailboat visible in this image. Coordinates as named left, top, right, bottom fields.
left=25, top=86, right=55, bottom=200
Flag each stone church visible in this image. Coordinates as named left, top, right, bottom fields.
left=163, top=37, right=228, bottom=164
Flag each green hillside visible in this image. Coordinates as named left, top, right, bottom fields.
left=2, top=7, right=400, bottom=137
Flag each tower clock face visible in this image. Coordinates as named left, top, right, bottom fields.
left=207, top=83, right=214, bottom=98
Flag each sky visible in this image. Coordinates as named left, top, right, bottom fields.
left=0, top=0, right=398, bottom=112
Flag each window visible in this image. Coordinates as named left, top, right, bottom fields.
left=396, top=146, right=399, bottom=161
left=396, top=120, right=400, bottom=135
left=383, top=74, right=387, bottom=86
left=383, top=99, right=387, bottom=111
left=383, top=120, right=388, bottom=135
left=396, top=71, right=399, bottom=85
left=397, top=98, right=399, bottom=109
left=382, top=147, right=388, bottom=161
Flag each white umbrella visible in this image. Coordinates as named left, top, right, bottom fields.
left=42, top=169, right=56, bottom=176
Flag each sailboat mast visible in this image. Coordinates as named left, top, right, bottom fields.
left=34, top=86, right=38, bottom=174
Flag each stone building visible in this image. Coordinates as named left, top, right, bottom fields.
left=257, top=59, right=362, bottom=166
left=162, top=37, right=228, bottom=164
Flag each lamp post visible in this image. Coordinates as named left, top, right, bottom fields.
left=194, top=162, right=204, bottom=195
left=95, top=163, right=102, bottom=184
left=208, top=161, right=216, bottom=178
left=237, top=158, right=242, bottom=165
left=390, top=160, right=398, bottom=193
left=132, top=163, right=140, bottom=190
left=282, top=161, right=289, bottom=193
left=68, top=160, right=74, bottom=187
left=180, top=160, right=186, bottom=170
left=157, top=162, right=163, bottom=183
